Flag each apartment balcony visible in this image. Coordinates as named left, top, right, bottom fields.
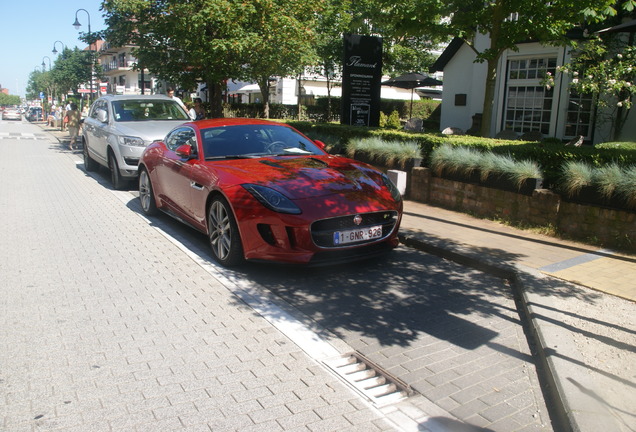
left=102, top=60, right=137, bottom=73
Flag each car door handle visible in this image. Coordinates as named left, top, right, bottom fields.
left=190, top=181, right=203, bottom=191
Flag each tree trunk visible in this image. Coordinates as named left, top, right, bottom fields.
left=208, top=81, right=224, bottom=118
left=480, top=58, right=498, bottom=137
left=258, top=78, right=270, bottom=119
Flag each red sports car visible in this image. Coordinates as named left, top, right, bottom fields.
left=138, top=118, right=403, bottom=266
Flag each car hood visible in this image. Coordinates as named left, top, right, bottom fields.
left=112, top=120, right=187, bottom=143
left=211, top=155, right=393, bottom=201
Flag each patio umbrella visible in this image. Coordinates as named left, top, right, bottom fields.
left=597, top=19, right=636, bottom=34
left=382, top=72, right=443, bottom=118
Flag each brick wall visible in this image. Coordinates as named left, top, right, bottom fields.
left=409, top=167, right=635, bottom=252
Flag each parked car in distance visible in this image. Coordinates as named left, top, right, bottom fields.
left=26, top=107, right=43, bottom=122
left=2, top=107, right=22, bottom=121
left=82, top=94, right=190, bottom=189
left=138, top=118, right=403, bottom=266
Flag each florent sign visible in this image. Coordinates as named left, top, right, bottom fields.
left=341, top=34, right=383, bottom=127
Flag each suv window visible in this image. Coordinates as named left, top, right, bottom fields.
left=111, top=100, right=189, bottom=122
left=89, top=100, right=106, bottom=119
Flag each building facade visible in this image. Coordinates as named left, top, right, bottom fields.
left=432, top=33, right=635, bottom=143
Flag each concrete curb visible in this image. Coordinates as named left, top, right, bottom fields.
left=398, top=233, right=621, bottom=432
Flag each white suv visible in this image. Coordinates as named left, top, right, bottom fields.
left=82, top=94, right=190, bottom=189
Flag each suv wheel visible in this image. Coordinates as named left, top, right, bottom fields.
left=83, top=138, right=99, bottom=172
left=109, top=152, right=127, bottom=190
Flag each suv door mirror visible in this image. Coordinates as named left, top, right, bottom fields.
left=96, top=109, right=108, bottom=123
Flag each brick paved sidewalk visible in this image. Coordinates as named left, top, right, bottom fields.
left=0, top=132, right=401, bottom=431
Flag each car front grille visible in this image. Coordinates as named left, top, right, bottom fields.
left=311, top=211, right=399, bottom=248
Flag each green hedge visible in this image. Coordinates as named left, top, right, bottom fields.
left=288, top=122, right=636, bottom=189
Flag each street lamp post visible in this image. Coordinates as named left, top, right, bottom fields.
left=41, top=56, right=52, bottom=71
left=72, top=9, right=94, bottom=103
left=52, top=40, right=66, bottom=55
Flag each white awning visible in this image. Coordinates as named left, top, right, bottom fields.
left=230, top=84, right=261, bottom=94
left=380, top=86, right=421, bottom=101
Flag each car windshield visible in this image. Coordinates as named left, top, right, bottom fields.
left=202, top=124, right=324, bottom=159
left=111, top=100, right=190, bottom=122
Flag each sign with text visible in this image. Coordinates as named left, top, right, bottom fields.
left=341, top=34, right=383, bottom=127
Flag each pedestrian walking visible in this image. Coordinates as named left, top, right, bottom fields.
left=64, top=103, right=81, bottom=150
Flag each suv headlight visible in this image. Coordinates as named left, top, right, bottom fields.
left=118, top=135, right=145, bottom=147
left=242, top=184, right=301, bottom=214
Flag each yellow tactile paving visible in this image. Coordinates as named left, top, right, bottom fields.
left=543, top=256, right=636, bottom=301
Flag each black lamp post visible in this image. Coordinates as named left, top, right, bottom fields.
left=41, top=56, right=52, bottom=71
left=52, top=41, right=66, bottom=55
left=72, top=9, right=94, bottom=102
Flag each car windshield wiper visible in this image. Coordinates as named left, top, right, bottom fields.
left=205, top=154, right=259, bottom=160
left=271, top=148, right=314, bottom=156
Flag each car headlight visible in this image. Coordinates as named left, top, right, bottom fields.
left=381, top=173, right=402, bottom=202
left=118, top=135, right=146, bottom=147
left=242, top=184, right=301, bottom=214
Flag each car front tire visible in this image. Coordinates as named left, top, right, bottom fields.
left=208, top=196, right=244, bottom=267
left=139, top=168, right=158, bottom=216
left=109, top=152, right=126, bottom=190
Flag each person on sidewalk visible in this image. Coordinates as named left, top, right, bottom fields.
left=167, top=87, right=187, bottom=111
left=188, top=98, right=206, bottom=120
left=64, top=103, right=81, bottom=150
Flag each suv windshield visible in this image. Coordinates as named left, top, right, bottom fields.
left=111, top=100, right=189, bottom=122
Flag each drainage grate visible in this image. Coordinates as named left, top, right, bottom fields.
left=323, top=352, right=412, bottom=406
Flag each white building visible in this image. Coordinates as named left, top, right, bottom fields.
left=97, top=42, right=158, bottom=96
left=229, top=74, right=420, bottom=104
left=431, top=33, right=635, bottom=143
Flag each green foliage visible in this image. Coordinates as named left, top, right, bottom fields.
left=553, top=34, right=636, bottom=139
left=560, top=161, right=595, bottom=196
left=431, top=144, right=543, bottom=188
left=385, top=110, right=401, bottom=129
left=288, top=121, right=636, bottom=197
left=346, top=137, right=421, bottom=168
left=561, top=160, right=636, bottom=207
left=379, top=112, right=388, bottom=128
left=596, top=141, right=636, bottom=150
left=375, top=0, right=626, bottom=136
left=0, top=93, right=21, bottom=106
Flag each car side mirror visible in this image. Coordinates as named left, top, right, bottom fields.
left=314, top=140, right=326, bottom=150
left=96, top=109, right=108, bottom=123
left=176, top=144, right=196, bottom=159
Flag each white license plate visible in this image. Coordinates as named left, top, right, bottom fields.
left=333, top=225, right=383, bottom=245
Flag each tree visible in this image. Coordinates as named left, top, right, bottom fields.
left=101, top=0, right=248, bottom=117
left=379, top=0, right=634, bottom=136
left=101, top=0, right=317, bottom=118
left=308, top=2, right=351, bottom=121
left=51, top=47, right=98, bottom=98
left=554, top=34, right=636, bottom=140
left=238, top=0, right=319, bottom=118
left=0, top=93, right=21, bottom=106
left=26, top=69, right=55, bottom=104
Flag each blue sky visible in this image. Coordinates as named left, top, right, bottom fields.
left=0, top=1, right=106, bottom=98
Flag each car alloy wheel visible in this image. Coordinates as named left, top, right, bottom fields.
left=207, top=197, right=244, bottom=267
left=139, top=168, right=158, bottom=215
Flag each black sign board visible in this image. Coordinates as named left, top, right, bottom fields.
left=341, top=34, right=383, bottom=127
